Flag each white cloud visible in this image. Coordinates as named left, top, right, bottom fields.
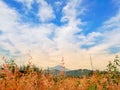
left=54, top=0, right=85, bottom=53
left=84, top=3, right=120, bottom=70
left=0, top=0, right=88, bottom=69
left=99, top=11, right=120, bottom=48
left=61, top=0, right=86, bottom=23
left=0, top=0, right=56, bottom=58
left=77, top=32, right=102, bottom=46
left=0, top=1, right=19, bottom=32
left=37, top=0, right=55, bottom=22
left=0, top=1, right=20, bottom=54
left=15, top=0, right=55, bottom=22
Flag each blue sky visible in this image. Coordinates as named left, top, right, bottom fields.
left=0, top=0, right=120, bottom=70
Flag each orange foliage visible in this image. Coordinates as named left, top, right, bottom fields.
left=0, top=61, right=120, bottom=90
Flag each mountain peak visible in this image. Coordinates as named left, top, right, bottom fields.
left=50, top=65, right=70, bottom=71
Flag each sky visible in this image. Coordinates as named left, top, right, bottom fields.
left=0, top=0, right=120, bottom=70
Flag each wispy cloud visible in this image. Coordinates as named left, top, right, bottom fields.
left=37, top=0, right=55, bottom=22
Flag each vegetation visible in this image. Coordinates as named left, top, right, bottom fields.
left=0, top=55, right=120, bottom=90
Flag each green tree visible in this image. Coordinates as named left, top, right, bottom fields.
left=106, top=55, right=120, bottom=84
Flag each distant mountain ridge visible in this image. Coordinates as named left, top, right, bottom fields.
left=44, top=65, right=93, bottom=77
left=66, top=69, right=93, bottom=77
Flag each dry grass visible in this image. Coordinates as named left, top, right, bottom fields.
left=0, top=58, right=120, bottom=90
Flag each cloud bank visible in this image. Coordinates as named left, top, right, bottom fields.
left=0, top=0, right=120, bottom=70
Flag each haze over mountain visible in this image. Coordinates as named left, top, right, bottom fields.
left=50, top=65, right=70, bottom=71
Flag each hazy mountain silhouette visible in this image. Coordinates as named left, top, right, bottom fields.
left=44, top=65, right=93, bottom=77
left=50, top=65, right=70, bottom=71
